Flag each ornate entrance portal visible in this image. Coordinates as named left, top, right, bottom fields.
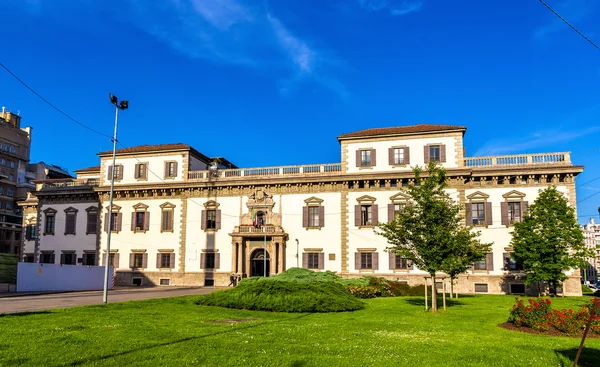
left=230, top=188, right=288, bottom=277
left=250, top=249, right=270, bottom=277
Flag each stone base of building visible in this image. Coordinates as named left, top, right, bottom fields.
left=114, top=270, right=583, bottom=296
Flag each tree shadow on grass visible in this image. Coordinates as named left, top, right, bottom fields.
left=403, top=297, right=465, bottom=308
left=58, top=313, right=312, bottom=367
left=0, top=310, right=52, bottom=318
left=555, top=347, right=600, bottom=367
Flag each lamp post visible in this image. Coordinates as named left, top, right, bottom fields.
left=103, top=93, right=128, bottom=304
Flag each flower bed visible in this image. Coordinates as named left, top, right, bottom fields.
left=508, top=297, right=600, bottom=335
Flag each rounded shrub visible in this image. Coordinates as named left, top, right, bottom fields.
left=196, top=276, right=365, bottom=313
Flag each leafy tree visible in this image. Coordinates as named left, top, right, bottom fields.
left=377, top=162, right=491, bottom=311
left=510, top=186, right=592, bottom=295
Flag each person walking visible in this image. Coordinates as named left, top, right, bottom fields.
left=228, top=274, right=235, bottom=287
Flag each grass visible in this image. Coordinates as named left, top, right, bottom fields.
left=1, top=295, right=600, bottom=366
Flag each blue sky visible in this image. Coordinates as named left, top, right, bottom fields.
left=1, top=0, right=599, bottom=222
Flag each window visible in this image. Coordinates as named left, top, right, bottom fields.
left=23, top=254, right=34, bottom=263
left=510, top=284, right=526, bottom=294
left=205, top=210, right=216, bottom=229
left=109, top=213, right=118, bottom=231
left=395, top=256, right=409, bottom=270
left=108, top=253, right=116, bottom=267
left=360, top=150, right=371, bottom=166
left=61, top=253, right=75, bottom=265
left=474, top=283, right=488, bottom=293
left=205, top=253, right=215, bottom=269
left=159, top=278, right=170, bottom=286
left=86, top=208, right=98, bottom=234
left=160, top=253, right=171, bottom=268
left=429, top=145, right=441, bottom=162
left=6, top=202, right=12, bottom=210
left=360, top=252, right=373, bottom=270
left=161, top=209, right=173, bottom=232
left=308, top=207, right=319, bottom=227
left=40, top=252, right=55, bottom=264
left=165, top=161, right=177, bottom=178
left=6, top=188, right=13, bottom=196
left=393, top=148, right=405, bottom=165
left=0, top=187, right=3, bottom=194
left=107, top=164, right=123, bottom=181
left=133, top=253, right=144, bottom=268
left=307, top=253, right=319, bottom=269
left=44, top=209, right=56, bottom=235
left=64, top=208, right=78, bottom=235
left=8, top=174, right=13, bottom=181
left=393, top=204, right=404, bottom=220
left=471, top=203, right=485, bottom=225
left=507, top=202, right=521, bottom=223
left=361, top=205, right=372, bottom=226
left=135, top=212, right=145, bottom=231
left=8, top=161, right=14, bottom=168
left=84, top=253, right=96, bottom=266
left=134, top=163, right=147, bottom=180
left=473, top=259, right=487, bottom=271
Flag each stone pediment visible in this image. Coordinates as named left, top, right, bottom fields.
left=304, top=196, right=324, bottom=205
left=133, top=203, right=149, bottom=210
left=389, top=192, right=410, bottom=203
left=466, top=191, right=489, bottom=200
left=502, top=190, right=526, bottom=199
left=356, top=195, right=376, bottom=204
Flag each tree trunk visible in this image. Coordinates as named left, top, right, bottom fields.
left=431, top=275, right=438, bottom=312
left=537, top=281, right=541, bottom=297
left=442, top=280, right=447, bottom=311
left=450, top=278, right=454, bottom=299
left=424, top=277, right=428, bottom=311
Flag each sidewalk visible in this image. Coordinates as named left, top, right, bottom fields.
left=0, top=285, right=217, bottom=299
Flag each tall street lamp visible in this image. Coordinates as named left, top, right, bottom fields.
left=103, top=93, right=128, bottom=304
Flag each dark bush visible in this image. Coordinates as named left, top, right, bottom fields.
left=196, top=276, right=365, bottom=313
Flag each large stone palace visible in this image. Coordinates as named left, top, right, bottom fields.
left=18, top=124, right=584, bottom=295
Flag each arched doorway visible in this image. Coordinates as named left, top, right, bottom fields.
left=250, top=249, right=270, bottom=277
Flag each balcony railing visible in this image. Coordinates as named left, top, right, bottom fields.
left=464, top=152, right=570, bottom=168
left=188, top=163, right=342, bottom=181
left=38, top=178, right=99, bottom=190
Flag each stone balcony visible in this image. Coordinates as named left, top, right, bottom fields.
left=35, top=178, right=99, bottom=191
left=188, top=163, right=342, bottom=182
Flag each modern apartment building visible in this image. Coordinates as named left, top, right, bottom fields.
left=20, top=124, right=585, bottom=295
left=0, top=108, right=32, bottom=254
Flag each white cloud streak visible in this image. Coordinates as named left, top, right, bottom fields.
left=358, top=0, right=423, bottom=16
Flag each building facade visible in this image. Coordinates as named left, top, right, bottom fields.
left=1, top=108, right=32, bottom=254
left=582, top=218, right=600, bottom=284
left=20, top=125, right=584, bottom=295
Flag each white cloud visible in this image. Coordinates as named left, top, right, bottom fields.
left=126, top=0, right=347, bottom=97
left=358, top=0, right=423, bottom=16
left=474, top=126, right=600, bottom=156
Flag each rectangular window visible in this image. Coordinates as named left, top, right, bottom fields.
left=65, top=212, right=76, bottom=234
left=206, top=210, right=216, bottom=229
left=474, top=283, right=488, bottom=293
left=510, top=284, right=526, bottom=294
left=24, top=255, right=34, bottom=263
left=361, top=205, right=372, bottom=226
left=393, top=204, right=405, bottom=220
left=160, top=253, right=171, bottom=268
left=87, top=212, right=98, bottom=234
left=307, top=253, right=319, bottom=269
left=395, top=256, right=409, bottom=270
left=166, top=162, right=177, bottom=178
left=85, top=253, right=96, bottom=266
left=393, top=148, right=405, bottom=165
left=113, top=165, right=123, bottom=180
left=109, top=253, right=116, bottom=267
left=429, top=145, right=441, bottom=162
left=44, top=214, right=55, bottom=234
left=25, top=224, right=37, bottom=240
left=473, top=259, right=487, bottom=271
left=509, top=257, right=523, bottom=271
left=360, top=150, right=371, bottom=166
left=508, top=202, right=521, bottom=223
left=62, top=253, right=75, bottom=265
left=8, top=161, right=14, bottom=168
left=0, top=187, right=3, bottom=194
left=308, top=207, right=319, bottom=227
left=110, top=213, right=118, bottom=231
left=6, top=202, right=12, bottom=210
left=471, top=203, right=485, bottom=225
left=135, top=163, right=147, bottom=179
left=205, top=253, right=215, bottom=269
left=41, top=253, right=54, bottom=264
left=161, top=210, right=173, bottom=232
left=133, top=253, right=144, bottom=268
left=6, top=188, right=13, bottom=196
left=360, top=252, right=373, bottom=270
left=135, top=212, right=145, bottom=231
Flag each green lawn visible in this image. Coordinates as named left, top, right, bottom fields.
left=1, top=295, right=599, bottom=366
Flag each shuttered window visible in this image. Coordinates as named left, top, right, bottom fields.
left=134, top=163, right=148, bottom=180
left=44, top=212, right=55, bottom=235
left=64, top=208, right=78, bottom=235
left=164, top=161, right=178, bottom=178
left=86, top=209, right=98, bottom=234
left=302, top=205, right=325, bottom=228
left=161, top=210, right=173, bottom=232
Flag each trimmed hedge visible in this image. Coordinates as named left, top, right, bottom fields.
left=196, top=276, right=365, bottom=312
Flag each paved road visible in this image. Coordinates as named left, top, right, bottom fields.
left=0, top=287, right=221, bottom=314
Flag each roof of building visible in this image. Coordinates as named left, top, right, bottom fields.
left=337, top=124, right=467, bottom=140
left=97, top=143, right=210, bottom=162
left=73, top=165, right=101, bottom=173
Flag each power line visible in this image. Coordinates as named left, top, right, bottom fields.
left=0, top=61, right=112, bottom=139
left=577, top=191, right=600, bottom=204
left=539, top=0, right=600, bottom=52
